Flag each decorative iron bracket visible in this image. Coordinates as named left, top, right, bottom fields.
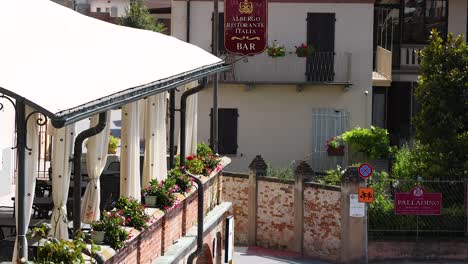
left=24, top=111, right=48, bottom=151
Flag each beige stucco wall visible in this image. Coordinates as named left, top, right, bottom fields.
left=448, top=0, right=467, bottom=41
left=171, top=1, right=374, bottom=172
left=196, top=84, right=371, bottom=172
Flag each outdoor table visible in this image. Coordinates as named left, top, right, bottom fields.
left=11, top=197, right=74, bottom=219
left=0, top=218, right=49, bottom=240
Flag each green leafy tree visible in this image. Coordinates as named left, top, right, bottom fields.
left=118, top=0, right=166, bottom=33
left=413, top=30, right=468, bottom=179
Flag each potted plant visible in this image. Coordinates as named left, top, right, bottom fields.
left=91, top=210, right=129, bottom=250
left=90, top=219, right=106, bottom=244
left=295, top=43, right=314, bottom=57
left=326, top=136, right=345, bottom=156
left=196, top=143, right=221, bottom=175
left=142, top=183, right=158, bottom=207
left=114, top=196, right=151, bottom=230
left=266, top=40, right=286, bottom=58
left=167, top=168, right=193, bottom=193
left=108, top=134, right=119, bottom=154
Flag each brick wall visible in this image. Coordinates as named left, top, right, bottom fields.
left=257, top=179, right=295, bottom=250
left=221, top=172, right=342, bottom=262
left=101, top=158, right=231, bottom=264
left=303, top=182, right=341, bottom=262
left=221, top=172, right=249, bottom=245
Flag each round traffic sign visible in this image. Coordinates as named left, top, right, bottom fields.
left=358, top=163, right=373, bottom=179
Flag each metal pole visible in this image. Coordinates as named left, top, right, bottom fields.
left=180, top=80, right=207, bottom=264
left=73, top=112, right=107, bottom=235
left=211, top=0, right=219, bottom=153
left=169, top=89, right=176, bottom=169
left=16, top=100, right=27, bottom=261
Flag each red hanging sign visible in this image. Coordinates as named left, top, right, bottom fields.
left=224, top=0, right=268, bottom=55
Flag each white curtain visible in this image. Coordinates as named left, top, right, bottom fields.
left=81, top=112, right=110, bottom=224
left=142, top=93, right=168, bottom=187
left=48, top=123, right=75, bottom=240
left=177, top=81, right=198, bottom=157
left=120, top=102, right=141, bottom=201
left=13, top=106, right=39, bottom=262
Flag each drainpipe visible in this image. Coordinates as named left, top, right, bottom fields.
left=186, top=0, right=190, bottom=42
left=180, top=78, right=207, bottom=264
left=73, top=112, right=107, bottom=235
left=169, top=89, right=176, bottom=169
left=16, top=100, right=27, bottom=261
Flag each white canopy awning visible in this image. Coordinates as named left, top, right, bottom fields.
left=0, top=0, right=225, bottom=127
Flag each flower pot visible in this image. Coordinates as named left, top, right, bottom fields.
left=108, top=148, right=117, bottom=154
left=145, top=196, right=158, bottom=207
left=91, top=230, right=105, bottom=244
left=327, top=146, right=345, bottom=156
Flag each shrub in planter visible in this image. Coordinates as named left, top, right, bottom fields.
left=341, top=126, right=389, bottom=161
left=114, top=196, right=151, bottom=230
left=168, top=168, right=193, bottom=193
left=197, top=143, right=221, bottom=175
left=36, top=236, right=87, bottom=264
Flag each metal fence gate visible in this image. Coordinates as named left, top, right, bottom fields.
left=310, top=108, right=349, bottom=173
left=369, top=179, right=467, bottom=239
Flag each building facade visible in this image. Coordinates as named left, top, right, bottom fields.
left=172, top=0, right=376, bottom=172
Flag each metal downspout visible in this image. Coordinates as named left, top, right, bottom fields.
left=211, top=0, right=219, bottom=153
left=16, top=100, right=27, bottom=261
left=169, top=89, right=176, bottom=169
left=73, top=112, right=107, bottom=235
left=186, top=0, right=191, bottom=42
left=180, top=79, right=207, bottom=264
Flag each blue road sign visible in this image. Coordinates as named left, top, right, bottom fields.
left=358, top=163, right=373, bottom=179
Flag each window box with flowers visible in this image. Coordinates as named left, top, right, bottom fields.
left=295, top=43, right=314, bottom=58
left=266, top=41, right=285, bottom=58
left=326, top=136, right=345, bottom=156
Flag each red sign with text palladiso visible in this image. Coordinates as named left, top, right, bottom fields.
left=394, top=186, right=442, bottom=215
left=224, top=0, right=268, bottom=55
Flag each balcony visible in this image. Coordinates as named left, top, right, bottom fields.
left=399, top=44, right=425, bottom=70
left=219, top=52, right=352, bottom=87
left=372, top=46, right=392, bottom=87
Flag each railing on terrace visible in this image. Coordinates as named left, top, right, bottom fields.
left=400, top=44, right=426, bottom=69
left=375, top=46, right=392, bottom=80
left=220, top=52, right=352, bottom=84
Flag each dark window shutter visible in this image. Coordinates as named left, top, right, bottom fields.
left=210, top=108, right=238, bottom=155
left=306, top=13, right=335, bottom=82
left=211, top=12, right=225, bottom=54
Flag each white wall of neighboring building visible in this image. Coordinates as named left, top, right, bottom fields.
left=448, top=0, right=467, bottom=41
left=90, top=0, right=129, bottom=17
left=172, top=1, right=374, bottom=171
left=0, top=105, right=15, bottom=195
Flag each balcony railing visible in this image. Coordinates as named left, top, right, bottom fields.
left=400, top=44, right=426, bottom=69
left=219, top=52, right=352, bottom=84
left=372, top=46, right=392, bottom=87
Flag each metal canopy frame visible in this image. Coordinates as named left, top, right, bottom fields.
left=1, top=62, right=228, bottom=262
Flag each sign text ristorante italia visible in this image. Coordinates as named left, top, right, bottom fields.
left=224, top=0, right=268, bottom=55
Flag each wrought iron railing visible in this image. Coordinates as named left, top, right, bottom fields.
left=220, top=52, right=352, bottom=84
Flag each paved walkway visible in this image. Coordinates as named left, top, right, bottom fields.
left=234, top=247, right=331, bottom=264
left=233, top=247, right=466, bottom=264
